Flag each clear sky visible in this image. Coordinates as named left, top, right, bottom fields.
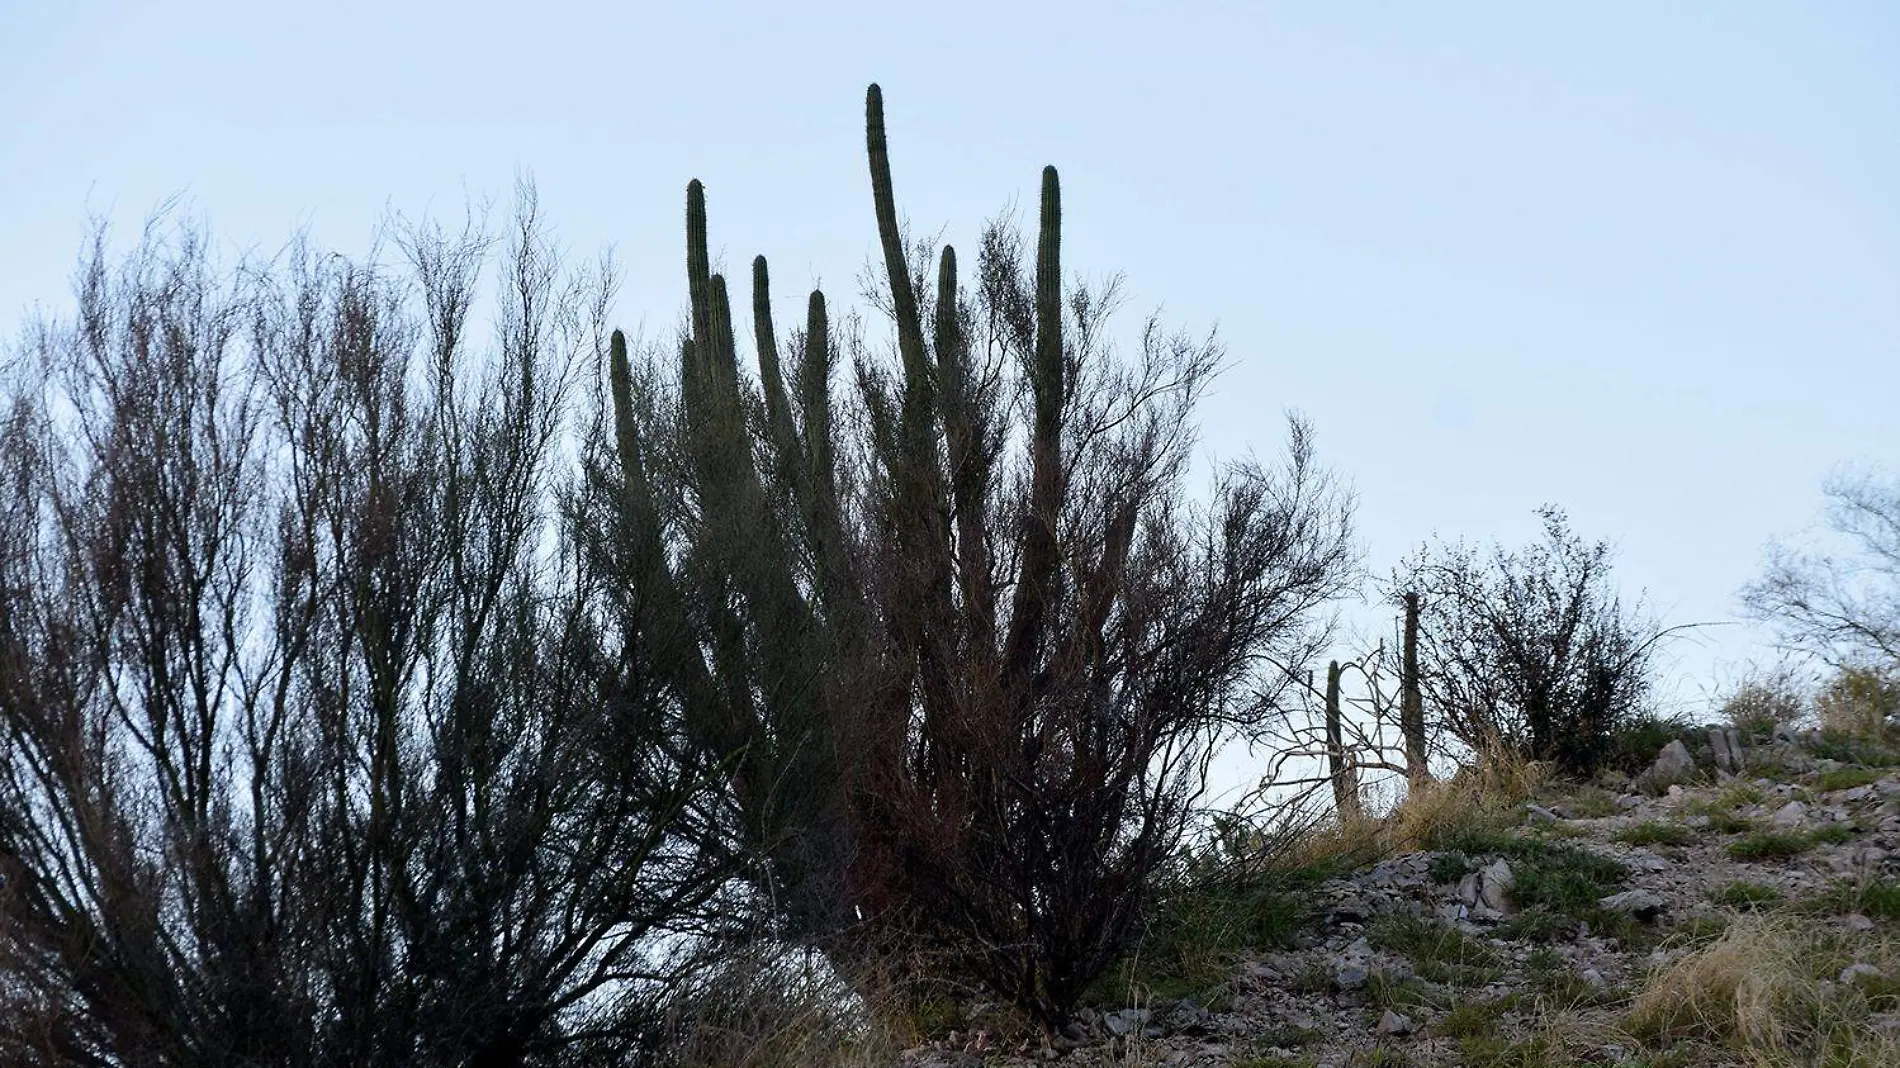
left=4, top=2, right=1896, bottom=735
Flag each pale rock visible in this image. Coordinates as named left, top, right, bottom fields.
left=1376, top=1009, right=1413, bottom=1036
left=1105, top=1008, right=1150, bottom=1036
left=1842, top=962, right=1883, bottom=985
left=1772, top=800, right=1809, bottom=828
left=1638, top=740, right=1697, bottom=792
left=1847, top=913, right=1878, bottom=933
left=1479, top=859, right=1515, bottom=913
left=1599, top=889, right=1668, bottom=922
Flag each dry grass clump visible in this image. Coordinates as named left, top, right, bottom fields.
left=663, top=946, right=923, bottom=1068
left=1384, top=749, right=1552, bottom=853
left=1625, top=915, right=1900, bottom=1065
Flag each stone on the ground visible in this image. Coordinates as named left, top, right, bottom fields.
left=1710, top=727, right=1746, bottom=773
left=1377, top=1009, right=1413, bottom=1036
left=1598, top=888, right=1668, bottom=921
left=1638, top=739, right=1697, bottom=792
left=1333, top=961, right=1369, bottom=990
left=1478, top=859, right=1514, bottom=913
left=1772, top=800, right=1809, bottom=828
left=1842, top=962, right=1884, bottom=985
left=1105, top=1008, right=1150, bottom=1036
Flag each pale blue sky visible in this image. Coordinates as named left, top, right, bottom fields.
left=4, top=1, right=1897, bottom=724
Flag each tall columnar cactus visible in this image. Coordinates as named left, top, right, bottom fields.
left=1002, top=163, right=1066, bottom=687
left=1325, top=660, right=1359, bottom=821
left=603, top=180, right=862, bottom=939
left=1402, top=591, right=1428, bottom=786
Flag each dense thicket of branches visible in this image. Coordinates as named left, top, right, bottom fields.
left=1391, top=507, right=1663, bottom=776
left=0, top=84, right=1357, bottom=1055
left=0, top=202, right=738, bottom=1067
left=587, top=86, right=1355, bottom=1027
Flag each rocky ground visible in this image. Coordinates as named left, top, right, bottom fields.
left=899, top=729, right=1900, bottom=1067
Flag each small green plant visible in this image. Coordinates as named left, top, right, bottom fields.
left=1720, top=668, right=1808, bottom=742
left=1435, top=996, right=1514, bottom=1038
left=1728, top=830, right=1816, bottom=860
left=1809, top=731, right=1900, bottom=767
left=1667, top=912, right=1731, bottom=948
left=1456, top=1034, right=1563, bottom=1068
left=1816, top=766, right=1881, bottom=792
left=1368, top=914, right=1505, bottom=986
left=1430, top=851, right=1477, bottom=884
left=1709, top=881, right=1782, bottom=910
left=1561, top=786, right=1623, bottom=818
left=1494, top=907, right=1577, bottom=943
left=1864, top=880, right=1900, bottom=919
left=1808, top=821, right=1857, bottom=845
left=1613, top=821, right=1695, bottom=847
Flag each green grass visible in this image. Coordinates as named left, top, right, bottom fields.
left=1494, top=907, right=1578, bottom=943
left=1866, top=880, right=1900, bottom=919
left=1808, top=821, right=1857, bottom=845
left=1435, top=996, right=1516, bottom=1039
left=1703, top=810, right=1755, bottom=834
left=1708, top=880, right=1782, bottom=910
left=1809, top=731, right=1900, bottom=766
left=1726, top=821, right=1858, bottom=864
left=1097, top=851, right=1351, bottom=1006
left=1368, top=914, right=1505, bottom=986
left=1613, top=821, right=1695, bottom=847
left=1429, top=851, right=1477, bottom=884
left=1456, top=1035, right=1572, bottom=1068
left=1561, top=787, right=1623, bottom=819
left=1809, top=878, right=1900, bottom=919
left=1728, top=830, right=1820, bottom=860
left=1815, top=766, right=1882, bottom=792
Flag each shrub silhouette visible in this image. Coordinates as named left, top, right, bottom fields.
left=588, top=84, right=1356, bottom=1027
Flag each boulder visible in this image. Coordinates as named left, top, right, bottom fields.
left=1771, top=800, right=1808, bottom=828
left=1636, top=740, right=1697, bottom=793
left=1710, top=728, right=1746, bottom=773
left=1377, top=1009, right=1414, bottom=1036
left=1599, top=889, right=1668, bottom=922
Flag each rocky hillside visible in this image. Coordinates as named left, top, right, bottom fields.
left=901, top=729, right=1900, bottom=1067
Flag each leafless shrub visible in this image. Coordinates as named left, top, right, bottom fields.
left=1744, top=466, right=1900, bottom=670
left=0, top=196, right=735, bottom=1066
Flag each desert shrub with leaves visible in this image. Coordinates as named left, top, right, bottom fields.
left=1392, top=507, right=1671, bottom=777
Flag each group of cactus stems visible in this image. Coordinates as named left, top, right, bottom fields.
left=603, top=84, right=1067, bottom=939
left=1324, top=592, right=1429, bottom=821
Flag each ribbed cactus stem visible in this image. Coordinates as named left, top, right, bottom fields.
left=1325, top=660, right=1358, bottom=821
left=865, top=84, right=937, bottom=430
left=934, top=246, right=960, bottom=381
left=800, top=290, right=834, bottom=485
left=753, top=256, right=800, bottom=469
left=686, top=180, right=714, bottom=360
left=608, top=329, right=639, bottom=470
left=1033, top=165, right=1063, bottom=442
left=708, top=274, right=738, bottom=381
left=1402, top=591, right=1428, bottom=787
